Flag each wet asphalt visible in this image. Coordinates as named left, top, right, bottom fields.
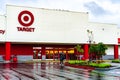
left=0, top=62, right=120, bottom=80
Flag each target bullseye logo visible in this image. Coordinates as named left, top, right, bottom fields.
left=17, top=10, right=35, bottom=32
left=18, top=10, right=34, bottom=27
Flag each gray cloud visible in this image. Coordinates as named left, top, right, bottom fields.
left=84, top=1, right=110, bottom=16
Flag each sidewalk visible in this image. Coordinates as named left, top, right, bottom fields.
left=95, top=62, right=120, bottom=71
left=110, top=62, right=120, bottom=68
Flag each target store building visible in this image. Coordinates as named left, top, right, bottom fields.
left=0, top=5, right=120, bottom=62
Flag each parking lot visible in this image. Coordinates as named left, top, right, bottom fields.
left=0, top=62, right=120, bottom=80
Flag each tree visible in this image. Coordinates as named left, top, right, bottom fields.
left=89, top=42, right=108, bottom=60
left=75, top=44, right=84, bottom=60
left=89, top=44, right=97, bottom=60
left=96, top=42, right=108, bottom=60
left=75, top=44, right=84, bottom=53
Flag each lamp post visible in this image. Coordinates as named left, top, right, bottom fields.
left=87, top=29, right=94, bottom=62
left=87, top=29, right=93, bottom=44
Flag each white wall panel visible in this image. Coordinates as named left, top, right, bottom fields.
left=119, top=46, right=120, bottom=55
left=0, top=15, right=6, bottom=41
left=87, top=22, right=117, bottom=44
left=117, top=28, right=120, bottom=38
left=6, top=5, right=118, bottom=44
left=106, top=46, right=114, bottom=55
left=6, top=5, right=89, bottom=43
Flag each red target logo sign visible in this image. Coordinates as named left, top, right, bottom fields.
left=18, top=10, right=34, bottom=27
left=17, top=10, right=35, bottom=32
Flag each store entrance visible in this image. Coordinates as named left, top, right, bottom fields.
left=46, top=47, right=76, bottom=60
left=33, top=47, right=42, bottom=59
left=33, top=46, right=76, bottom=60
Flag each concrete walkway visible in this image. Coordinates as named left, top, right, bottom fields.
left=110, top=63, right=120, bottom=67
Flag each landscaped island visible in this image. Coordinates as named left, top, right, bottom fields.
left=67, top=60, right=111, bottom=68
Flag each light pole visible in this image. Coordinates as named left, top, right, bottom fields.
left=87, top=29, right=93, bottom=44
left=87, top=29, right=94, bottom=62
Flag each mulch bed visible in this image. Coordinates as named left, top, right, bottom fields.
left=65, top=62, right=95, bottom=71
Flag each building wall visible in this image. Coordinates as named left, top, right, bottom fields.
left=11, top=44, right=33, bottom=55
left=6, top=5, right=89, bottom=43
left=0, top=44, right=5, bottom=55
left=106, top=46, right=114, bottom=55
left=0, top=15, right=6, bottom=41
left=5, top=5, right=118, bottom=45
left=87, top=22, right=117, bottom=44
left=117, top=28, right=120, bottom=43
left=0, top=5, right=119, bottom=60
left=117, top=28, right=120, bottom=38
left=119, top=45, right=120, bottom=55
left=103, top=46, right=119, bottom=59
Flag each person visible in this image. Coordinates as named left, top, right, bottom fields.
left=38, top=51, right=41, bottom=59
left=59, top=52, right=65, bottom=66
left=33, top=50, right=37, bottom=59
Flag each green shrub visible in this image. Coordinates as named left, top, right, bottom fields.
left=68, top=60, right=111, bottom=68
left=98, top=63, right=111, bottom=68
left=75, top=60, right=79, bottom=64
left=68, top=60, right=76, bottom=64
left=68, top=60, right=88, bottom=65
left=89, top=63, right=111, bottom=68
left=112, top=59, right=120, bottom=63
left=79, top=60, right=88, bottom=65
left=89, top=63, right=98, bottom=67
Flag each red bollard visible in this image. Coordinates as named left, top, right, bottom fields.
left=13, top=56, right=17, bottom=63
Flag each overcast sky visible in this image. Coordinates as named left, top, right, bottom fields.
left=0, top=0, right=120, bottom=27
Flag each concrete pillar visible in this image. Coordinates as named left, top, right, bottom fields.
left=5, top=42, right=11, bottom=62
left=66, top=50, right=68, bottom=60
left=41, top=46, right=46, bottom=60
left=83, top=44, right=89, bottom=60
left=114, top=44, right=119, bottom=59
